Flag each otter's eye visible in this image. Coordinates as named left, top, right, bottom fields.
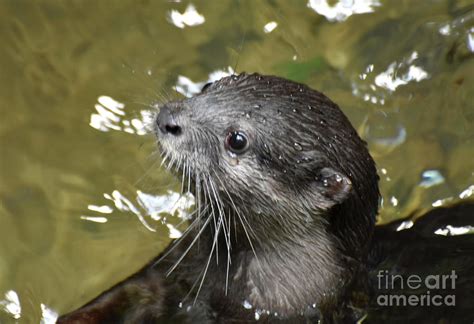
left=225, top=131, right=249, bottom=154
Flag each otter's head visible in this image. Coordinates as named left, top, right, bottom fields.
left=154, top=73, right=379, bottom=257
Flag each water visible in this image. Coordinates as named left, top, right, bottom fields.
left=0, top=0, right=473, bottom=322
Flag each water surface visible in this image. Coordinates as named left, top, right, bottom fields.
left=0, top=0, right=473, bottom=322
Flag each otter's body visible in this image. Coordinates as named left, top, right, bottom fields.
left=58, top=73, right=473, bottom=323
left=59, top=73, right=379, bottom=323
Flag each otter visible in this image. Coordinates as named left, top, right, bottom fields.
left=57, top=73, right=473, bottom=323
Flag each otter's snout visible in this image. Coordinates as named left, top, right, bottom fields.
left=156, top=105, right=182, bottom=136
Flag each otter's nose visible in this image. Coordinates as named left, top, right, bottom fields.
left=156, top=105, right=182, bottom=136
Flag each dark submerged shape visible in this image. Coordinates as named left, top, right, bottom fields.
left=59, top=73, right=474, bottom=323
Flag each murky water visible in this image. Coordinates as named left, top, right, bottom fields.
left=0, top=1, right=473, bottom=322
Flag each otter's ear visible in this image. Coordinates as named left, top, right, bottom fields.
left=316, top=167, right=352, bottom=204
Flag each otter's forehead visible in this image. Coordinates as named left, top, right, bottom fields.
left=186, top=73, right=358, bottom=145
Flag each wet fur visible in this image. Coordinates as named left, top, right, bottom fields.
left=58, top=73, right=380, bottom=323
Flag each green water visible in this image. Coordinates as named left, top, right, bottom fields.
left=0, top=0, right=473, bottom=322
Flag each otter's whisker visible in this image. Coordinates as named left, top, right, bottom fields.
left=151, top=206, right=209, bottom=268
left=174, top=154, right=181, bottom=174
left=164, top=212, right=213, bottom=276
left=214, top=174, right=261, bottom=270
left=187, top=162, right=192, bottom=194
left=167, top=153, right=178, bottom=171
left=208, top=178, right=231, bottom=251
left=193, top=212, right=223, bottom=305
left=208, top=177, right=232, bottom=295
left=203, top=177, right=220, bottom=265
left=180, top=161, right=186, bottom=194
left=160, top=152, right=169, bottom=168
left=133, top=155, right=163, bottom=187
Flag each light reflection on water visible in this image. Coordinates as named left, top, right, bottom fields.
left=308, top=0, right=381, bottom=22
left=90, top=96, right=149, bottom=135
left=0, top=0, right=473, bottom=322
left=175, top=67, right=235, bottom=97
left=168, top=4, right=205, bottom=29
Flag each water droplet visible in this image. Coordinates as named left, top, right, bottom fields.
left=278, top=155, right=283, bottom=160
left=245, top=112, right=251, bottom=118
left=277, top=110, right=282, bottom=115
left=283, top=169, right=287, bottom=174
left=253, top=104, right=262, bottom=109
left=292, top=108, right=297, bottom=113
left=256, top=75, right=262, bottom=80
left=243, top=300, right=252, bottom=309
left=261, top=117, right=266, bottom=124
left=307, top=105, right=313, bottom=110
left=229, top=158, right=239, bottom=166
left=293, top=142, right=303, bottom=151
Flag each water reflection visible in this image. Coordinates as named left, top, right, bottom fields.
left=374, top=52, right=429, bottom=92
left=430, top=185, right=474, bottom=208
left=40, top=304, right=58, bottom=324
left=90, top=96, right=149, bottom=135
left=352, top=51, right=430, bottom=105
left=168, top=4, right=205, bottom=29
left=0, top=291, right=21, bottom=320
left=468, top=29, right=474, bottom=52
left=419, top=170, right=445, bottom=188
left=361, top=111, right=406, bottom=152
left=81, top=189, right=194, bottom=238
left=459, top=185, right=474, bottom=199
left=263, top=21, right=278, bottom=33
left=307, top=0, right=380, bottom=22
left=0, top=290, right=59, bottom=323
left=434, top=225, right=474, bottom=236
left=175, top=67, right=235, bottom=97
